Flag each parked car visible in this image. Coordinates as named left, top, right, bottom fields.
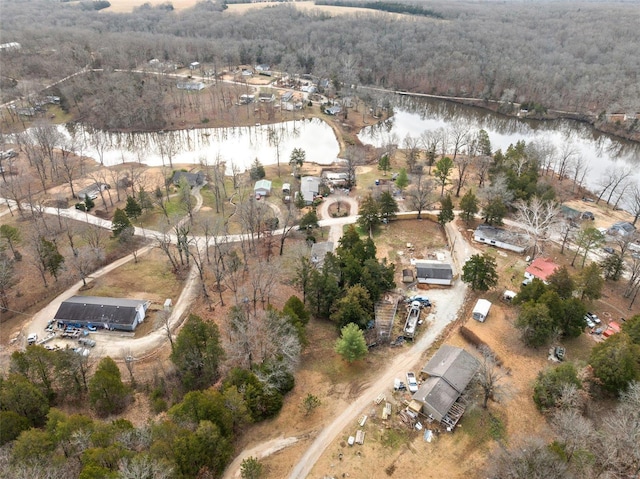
left=581, top=211, right=595, bottom=220
left=27, top=333, right=38, bottom=345
left=408, top=295, right=431, bottom=307
left=394, top=378, right=407, bottom=391
left=406, top=372, right=419, bottom=393
left=584, top=316, right=596, bottom=328
left=603, top=246, right=615, bottom=254
left=591, top=327, right=604, bottom=335
left=554, top=347, right=566, bottom=362
left=585, top=312, right=601, bottom=324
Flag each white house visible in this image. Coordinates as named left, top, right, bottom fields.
left=472, top=299, right=492, bottom=322
left=473, top=224, right=528, bottom=254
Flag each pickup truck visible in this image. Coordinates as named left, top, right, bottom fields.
left=406, top=372, right=419, bottom=393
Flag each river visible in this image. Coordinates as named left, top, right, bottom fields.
left=59, top=96, right=639, bottom=204
left=359, top=96, right=640, bottom=199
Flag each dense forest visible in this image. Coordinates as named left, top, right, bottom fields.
left=1, top=0, right=639, bottom=128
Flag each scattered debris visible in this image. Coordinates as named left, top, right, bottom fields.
left=358, top=414, right=368, bottom=427
left=355, top=430, right=365, bottom=445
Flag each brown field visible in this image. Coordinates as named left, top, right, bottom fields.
left=104, top=0, right=388, bottom=16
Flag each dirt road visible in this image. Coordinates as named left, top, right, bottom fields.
left=220, top=220, right=479, bottom=479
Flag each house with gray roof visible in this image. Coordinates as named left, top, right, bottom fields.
left=300, top=176, right=321, bottom=205
left=473, top=224, right=528, bottom=254
left=411, top=345, right=479, bottom=430
left=414, top=260, right=454, bottom=286
left=172, top=170, right=205, bottom=187
left=608, top=221, right=636, bottom=237
left=54, top=296, right=151, bottom=332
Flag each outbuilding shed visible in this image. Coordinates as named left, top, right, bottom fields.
left=254, top=179, right=272, bottom=197
left=473, top=224, right=528, bottom=254
left=414, top=260, right=453, bottom=286
left=472, top=299, right=492, bottom=322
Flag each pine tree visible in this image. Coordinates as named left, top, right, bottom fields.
left=112, top=208, right=132, bottom=237
left=438, top=194, right=455, bottom=227
left=462, top=253, right=498, bottom=291
left=459, top=189, right=479, bottom=223
left=124, top=196, right=142, bottom=220
left=334, top=323, right=368, bottom=363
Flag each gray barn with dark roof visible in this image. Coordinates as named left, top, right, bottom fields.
left=412, top=345, right=479, bottom=429
left=54, top=296, right=150, bottom=332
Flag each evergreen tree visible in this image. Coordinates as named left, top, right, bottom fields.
left=377, top=154, right=391, bottom=175
left=378, top=191, right=399, bottom=223
left=601, top=253, right=625, bottom=281
left=590, top=333, right=640, bottom=394
left=124, top=195, right=142, bottom=220
left=433, top=156, right=454, bottom=197
left=462, top=253, right=498, bottom=291
left=171, top=314, right=225, bottom=391
left=112, top=208, right=132, bottom=237
left=334, top=323, right=368, bottom=363
left=137, top=187, right=153, bottom=210
left=38, top=237, right=65, bottom=281
left=547, top=266, right=575, bottom=299
left=395, top=168, right=409, bottom=192
left=0, top=224, right=21, bottom=259
left=483, top=197, right=507, bottom=226
left=250, top=158, right=265, bottom=180
left=438, top=194, right=455, bottom=227
left=330, top=284, right=373, bottom=330
left=84, top=195, right=95, bottom=211
left=515, top=302, right=555, bottom=348
left=357, top=194, right=381, bottom=237
left=459, top=189, right=479, bottom=223
left=578, top=262, right=604, bottom=300
left=89, top=357, right=129, bottom=416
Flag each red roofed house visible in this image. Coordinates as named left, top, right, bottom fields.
left=602, top=321, right=621, bottom=338
left=524, top=257, right=559, bottom=284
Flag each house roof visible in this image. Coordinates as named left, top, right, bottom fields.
left=172, top=171, right=204, bottom=187
left=420, top=344, right=479, bottom=393
left=525, top=257, right=559, bottom=282
left=413, top=376, right=460, bottom=422
left=414, top=261, right=453, bottom=280
left=474, top=224, right=529, bottom=247
left=301, top=176, right=321, bottom=202
left=54, top=296, right=148, bottom=327
left=609, top=222, right=635, bottom=234
left=254, top=179, right=272, bottom=191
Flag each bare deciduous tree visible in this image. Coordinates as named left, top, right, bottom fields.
left=475, top=346, right=508, bottom=409
left=514, top=196, right=561, bottom=258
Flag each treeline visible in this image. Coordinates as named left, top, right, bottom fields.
left=1, top=1, right=639, bottom=121
left=0, top=306, right=310, bottom=478
left=314, top=0, right=443, bottom=18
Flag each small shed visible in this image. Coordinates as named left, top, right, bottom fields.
left=472, top=299, right=492, bottom=322
left=502, top=290, right=517, bottom=302
left=189, top=61, right=200, bottom=70
left=254, top=179, right=272, bottom=197
left=402, top=269, right=415, bottom=283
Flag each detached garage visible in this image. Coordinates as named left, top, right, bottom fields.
left=472, top=299, right=492, bottom=322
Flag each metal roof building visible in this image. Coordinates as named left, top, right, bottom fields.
left=54, top=296, right=150, bottom=332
